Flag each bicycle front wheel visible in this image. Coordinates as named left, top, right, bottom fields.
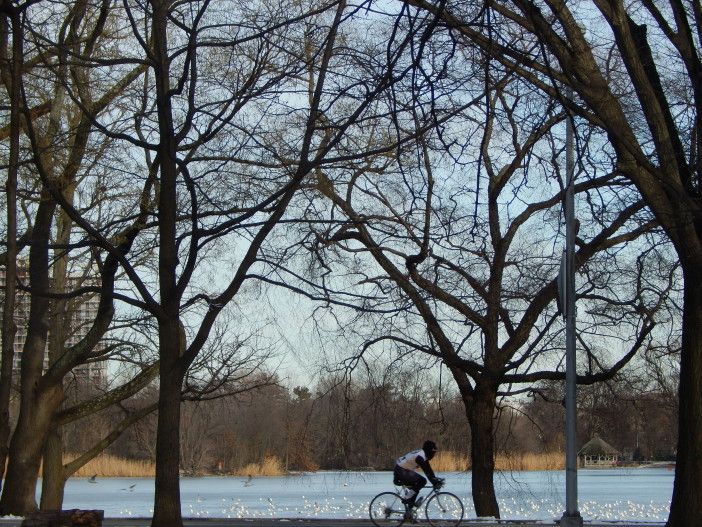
left=424, top=491, right=464, bottom=527
left=369, top=491, right=406, bottom=527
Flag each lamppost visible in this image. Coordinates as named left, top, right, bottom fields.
left=559, top=90, right=583, bottom=527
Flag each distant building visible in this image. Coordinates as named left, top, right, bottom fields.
left=0, top=262, right=107, bottom=387
left=578, top=434, right=620, bottom=467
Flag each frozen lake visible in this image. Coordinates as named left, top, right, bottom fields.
left=48, top=468, right=673, bottom=522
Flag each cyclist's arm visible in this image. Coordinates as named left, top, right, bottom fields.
left=416, top=456, right=438, bottom=483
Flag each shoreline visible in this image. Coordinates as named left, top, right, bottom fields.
left=69, top=464, right=674, bottom=479
left=65, top=451, right=675, bottom=478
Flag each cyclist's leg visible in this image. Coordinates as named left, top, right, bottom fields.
left=408, top=472, right=426, bottom=506
left=394, top=466, right=426, bottom=508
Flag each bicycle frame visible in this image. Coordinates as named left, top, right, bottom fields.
left=397, top=484, right=441, bottom=506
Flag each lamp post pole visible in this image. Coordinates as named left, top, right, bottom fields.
left=560, top=92, right=583, bottom=527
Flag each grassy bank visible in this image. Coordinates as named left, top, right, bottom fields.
left=66, top=450, right=564, bottom=478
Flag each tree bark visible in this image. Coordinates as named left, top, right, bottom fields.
left=667, top=261, right=702, bottom=527
left=467, top=382, right=500, bottom=518
left=0, top=6, right=21, bottom=497
left=450, top=366, right=500, bottom=517
left=0, top=194, right=57, bottom=515
left=0, top=384, right=63, bottom=514
left=40, top=200, right=72, bottom=511
left=150, top=1, right=185, bottom=524
left=152, top=347, right=184, bottom=526
left=40, top=429, right=66, bottom=510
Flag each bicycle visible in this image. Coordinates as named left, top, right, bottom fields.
left=369, top=479, right=464, bottom=527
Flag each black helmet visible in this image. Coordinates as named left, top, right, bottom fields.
left=423, top=440, right=438, bottom=459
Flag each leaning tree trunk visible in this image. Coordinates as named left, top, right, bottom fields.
left=667, top=261, right=702, bottom=527
left=0, top=385, right=63, bottom=515
left=467, top=382, right=500, bottom=518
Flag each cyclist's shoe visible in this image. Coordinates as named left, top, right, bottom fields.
left=403, top=510, right=418, bottom=523
left=414, top=496, right=424, bottom=508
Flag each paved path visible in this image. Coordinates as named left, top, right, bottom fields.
left=0, top=518, right=668, bottom=527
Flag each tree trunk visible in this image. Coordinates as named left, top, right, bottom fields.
left=150, top=1, right=185, bottom=523
left=667, top=262, right=702, bottom=527
left=151, top=326, right=184, bottom=527
left=448, top=367, right=500, bottom=518
left=468, top=382, right=500, bottom=518
left=39, top=158, right=73, bottom=512
left=0, top=194, right=57, bottom=515
left=0, top=7, right=22, bottom=497
left=40, top=429, right=66, bottom=510
left=0, top=385, right=63, bottom=515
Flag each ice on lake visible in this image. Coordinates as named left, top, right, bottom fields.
left=48, top=468, right=673, bottom=521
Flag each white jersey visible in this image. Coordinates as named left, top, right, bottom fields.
left=396, top=449, right=427, bottom=471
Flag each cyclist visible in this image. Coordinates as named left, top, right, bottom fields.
left=393, top=440, right=444, bottom=515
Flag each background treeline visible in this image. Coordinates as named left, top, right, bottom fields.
left=56, top=366, right=677, bottom=476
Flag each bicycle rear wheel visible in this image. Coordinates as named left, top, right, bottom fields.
left=424, top=491, right=464, bottom=527
left=369, top=491, right=407, bottom=527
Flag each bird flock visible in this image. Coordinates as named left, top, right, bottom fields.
left=117, top=495, right=668, bottom=521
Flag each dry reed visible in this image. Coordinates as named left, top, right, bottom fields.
left=62, top=451, right=563, bottom=478
left=232, top=455, right=285, bottom=477
left=430, top=451, right=470, bottom=472
left=495, top=451, right=564, bottom=471
left=67, top=454, right=155, bottom=477
left=430, top=451, right=564, bottom=472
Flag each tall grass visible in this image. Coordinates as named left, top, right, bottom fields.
left=495, top=451, right=564, bottom=471
left=68, top=454, right=155, bottom=477
left=431, top=451, right=564, bottom=472
left=65, top=454, right=286, bottom=478
left=233, top=455, right=285, bottom=476
left=63, top=451, right=562, bottom=478
left=431, top=451, right=470, bottom=472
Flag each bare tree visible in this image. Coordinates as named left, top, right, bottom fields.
left=282, top=69, right=674, bottom=516
left=0, top=0, right=156, bottom=514
left=0, top=3, right=27, bottom=500
left=398, top=0, right=700, bottom=523
left=0, top=0, right=454, bottom=524
left=0, top=0, right=29, bottom=496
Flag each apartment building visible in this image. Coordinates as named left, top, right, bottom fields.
left=0, top=263, right=107, bottom=386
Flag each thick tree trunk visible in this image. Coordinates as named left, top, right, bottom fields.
left=0, top=385, right=63, bottom=515
left=448, top=367, right=501, bottom=518
left=468, top=383, right=500, bottom=518
left=667, top=262, right=702, bottom=527
left=40, top=428, right=66, bottom=510
left=150, top=1, right=185, bottom=524
left=0, top=196, right=57, bottom=516
left=151, top=325, right=184, bottom=527
left=39, top=166, right=72, bottom=512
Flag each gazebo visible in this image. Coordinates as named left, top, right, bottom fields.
left=578, top=434, right=620, bottom=467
